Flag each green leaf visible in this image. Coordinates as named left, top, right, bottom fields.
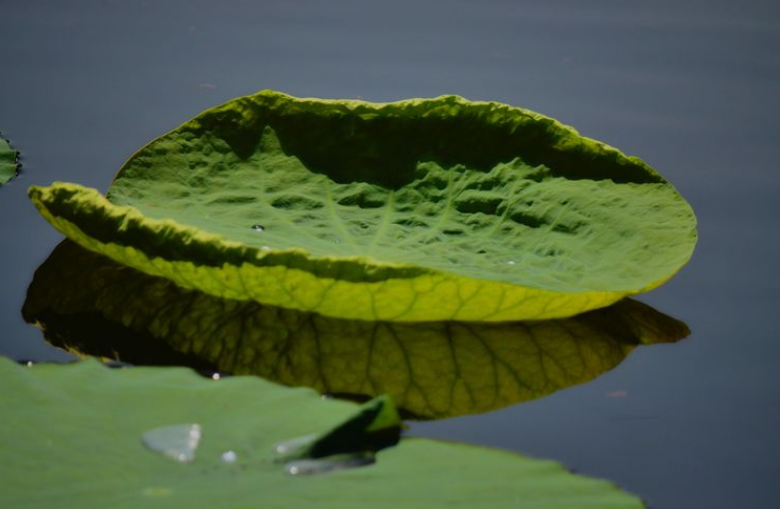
left=24, top=241, right=690, bottom=419
left=0, top=357, right=645, bottom=508
left=28, top=91, right=697, bottom=321
left=0, top=131, right=20, bottom=185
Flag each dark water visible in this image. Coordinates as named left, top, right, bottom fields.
left=1, top=1, right=779, bottom=507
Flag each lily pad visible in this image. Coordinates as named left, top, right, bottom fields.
left=24, top=241, right=690, bottom=419
left=28, top=91, right=697, bottom=321
left=0, top=357, right=645, bottom=508
left=0, top=131, right=20, bottom=185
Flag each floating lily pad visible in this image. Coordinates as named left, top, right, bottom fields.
left=24, top=241, right=690, bottom=419
left=28, top=91, right=696, bottom=321
left=0, top=357, right=644, bottom=508
left=0, top=131, right=20, bottom=185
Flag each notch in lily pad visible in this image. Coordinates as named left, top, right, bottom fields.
left=273, top=395, right=401, bottom=476
left=277, top=395, right=401, bottom=453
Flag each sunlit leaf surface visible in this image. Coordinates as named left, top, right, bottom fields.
left=0, top=358, right=645, bottom=509
left=29, top=91, right=696, bottom=321
left=24, top=241, right=689, bottom=419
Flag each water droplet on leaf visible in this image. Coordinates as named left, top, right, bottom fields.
left=285, top=452, right=375, bottom=476
left=142, top=423, right=202, bottom=463
left=273, top=434, right=317, bottom=457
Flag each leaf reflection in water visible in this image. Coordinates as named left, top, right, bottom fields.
left=23, top=241, right=689, bottom=420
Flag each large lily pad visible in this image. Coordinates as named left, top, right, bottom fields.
left=0, top=357, right=645, bottom=508
left=0, top=131, right=20, bottom=185
left=24, top=241, right=689, bottom=419
left=29, top=91, right=697, bottom=321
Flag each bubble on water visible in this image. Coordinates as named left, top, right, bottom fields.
left=142, top=424, right=202, bottom=463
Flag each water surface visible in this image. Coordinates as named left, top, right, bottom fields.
left=2, top=1, right=779, bottom=508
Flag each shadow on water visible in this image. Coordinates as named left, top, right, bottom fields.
left=23, top=241, right=690, bottom=420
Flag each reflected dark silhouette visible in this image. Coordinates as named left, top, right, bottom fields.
left=23, top=241, right=689, bottom=420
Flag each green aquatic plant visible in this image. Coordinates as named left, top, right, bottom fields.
left=0, top=131, right=19, bottom=185
left=25, top=241, right=690, bottom=419
left=15, top=92, right=696, bottom=507
left=29, top=91, right=697, bottom=321
left=0, top=357, right=646, bottom=509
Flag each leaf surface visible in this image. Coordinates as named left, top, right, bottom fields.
left=29, top=91, right=697, bottom=320
left=24, top=241, right=690, bottom=419
left=0, top=357, right=645, bottom=509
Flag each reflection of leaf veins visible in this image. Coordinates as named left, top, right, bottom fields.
left=24, top=241, right=690, bottom=421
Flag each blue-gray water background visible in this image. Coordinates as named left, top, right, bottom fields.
left=1, top=1, right=778, bottom=507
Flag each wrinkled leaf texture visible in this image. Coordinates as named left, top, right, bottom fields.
left=29, top=91, right=697, bottom=321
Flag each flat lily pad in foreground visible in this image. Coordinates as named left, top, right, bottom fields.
left=29, top=91, right=697, bottom=321
left=0, top=357, right=645, bottom=508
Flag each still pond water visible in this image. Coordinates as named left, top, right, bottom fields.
left=1, top=1, right=779, bottom=508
